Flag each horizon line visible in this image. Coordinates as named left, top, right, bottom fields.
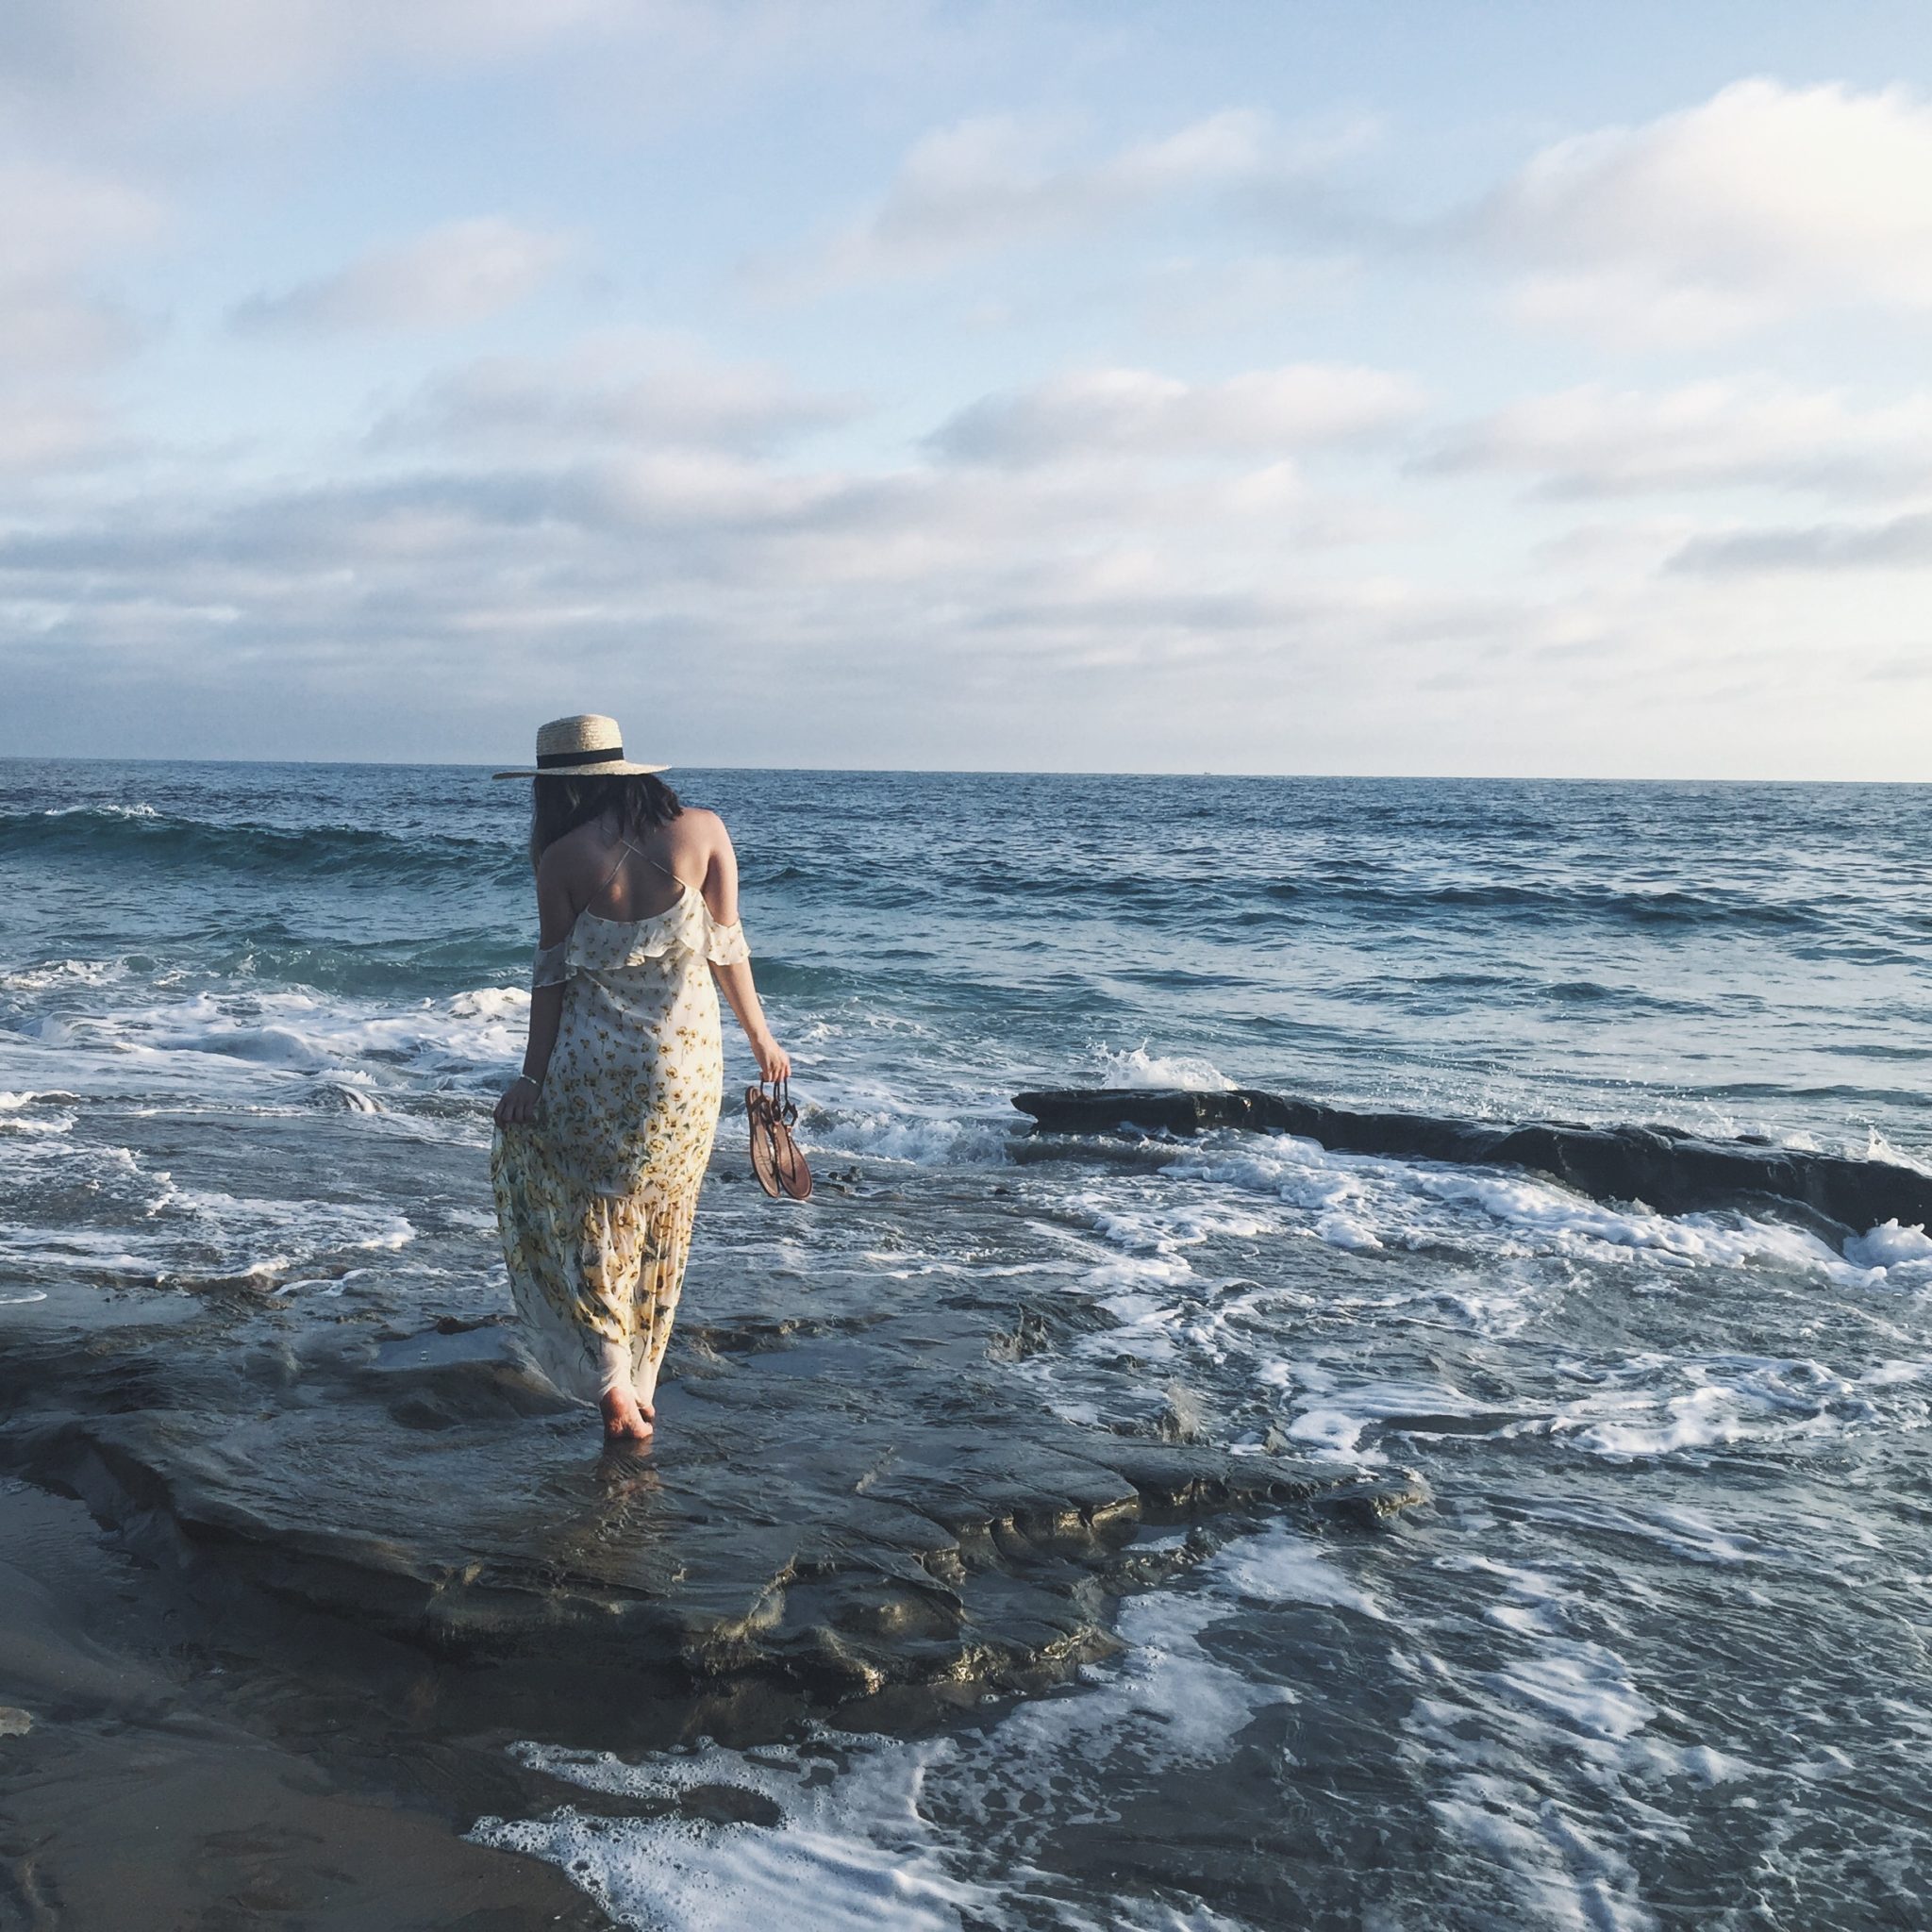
left=0, top=753, right=1923, bottom=787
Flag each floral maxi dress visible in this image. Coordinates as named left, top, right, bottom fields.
left=491, top=880, right=749, bottom=1403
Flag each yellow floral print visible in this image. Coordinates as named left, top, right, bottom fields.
left=491, top=883, right=749, bottom=1403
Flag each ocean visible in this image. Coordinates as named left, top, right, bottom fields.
left=4, top=759, right=1931, bottom=1929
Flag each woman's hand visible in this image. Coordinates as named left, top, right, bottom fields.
left=494, top=1074, right=542, bottom=1126
left=750, top=1034, right=791, bottom=1083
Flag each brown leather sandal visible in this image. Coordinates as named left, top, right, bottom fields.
left=770, top=1077, right=812, bottom=1201
left=746, top=1082, right=782, bottom=1196
left=745, top=1078, right=812, bottom=1201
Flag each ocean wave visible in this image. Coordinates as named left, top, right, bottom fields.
left=741, top=846, right=1850, bottom=942
left=25, top=985, right=527, bottom=1099
left=0, top=1089, right=75, bottom=1136
left=2, top=803, right=524, bottom=887
left=801, top=1103, right=1011, bottom=1167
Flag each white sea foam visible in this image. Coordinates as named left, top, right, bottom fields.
left=24, top=985, right=528, bottom=1102
left=476, top=1531, right=1303, bottom=1932
left=1209, top=1525, right=1387, bottom=1618
left=1864, top=1129, right=1932, bottom=1176
left=0, top=1090, right=75, bottom=1136
left=448, top=986, right=528, bottom=1023
left=1314, top=1209, right=1383, bottom=1250
left=1163, top=1130, right=1890, bottom=1286
left=1844, top=1218, right=1932, bottom=1274
left=1515, top=1352, right=1919, bottom=1462
left=1079, top=1193, right=1276, bottom=1253
left=1, top=957, right=128, bottom=994
left=1037, top=1149, right=1932, bottom=1476
left=805, top=1106, right=1008, bottom=1167
left=1413, top=1167, right=1844, bottom=1274
left=1286, top=1407, right=1374, bottom=1459
left=1407, top=1557, right=1699, bottom=1932
left=1091, top=1042, right=1237, bottom=1091
left=477, top=1740, right=993, bottom=1932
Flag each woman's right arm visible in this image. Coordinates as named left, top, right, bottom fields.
left=494, top=850, right=577, bottom=1126
left=700, top=817, right=791, bottom=1083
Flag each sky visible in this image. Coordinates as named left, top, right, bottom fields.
left=3, top=0, right=1931, bottom=777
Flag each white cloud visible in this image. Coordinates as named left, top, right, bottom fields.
left=931, top=364, right=1424, bottom=466
left=780, top=108, right=1364, bottom=291
left=370, top=332, right=858, bottom=453
left=0, top=159, right=162, bottom=369
left=0, top=0, right=628, bottom=117
left=0, top=160, right=160, bottom=475
left=0, top=284, right=143, bottom=376
left=6, top=395, right=1925, bottom=772
left=1427, top=380, right=1932, bottom=499
left=1669, top=508, right=1932, bottom=575
left=231, top=219, right=575, bottom=334
left=0, top=367, right=1446, bottom=722
left=0, top=161, right=157, bottom=384
left=0, top=160, right=165, bottom=277
left=1480, top=79, right=1932, bottom=346
left=1134, top=251, right=1358, bottom=336
left=0, top=0, right=984, bottom=166
left=0, top=398, right=120, bottom=475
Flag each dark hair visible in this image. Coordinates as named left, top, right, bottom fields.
left=528, top=773, right=683, bottom=871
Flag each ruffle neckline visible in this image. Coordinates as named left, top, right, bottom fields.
left=531, top=879, right=749, bottom=985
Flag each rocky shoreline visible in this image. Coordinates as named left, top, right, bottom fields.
left=0, top=1274, right=1419, bottom=1706
left=0, top=1135, right=1425, bottom=1926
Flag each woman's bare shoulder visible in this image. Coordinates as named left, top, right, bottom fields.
left=667, top=808, right=731, bottom=882
left=536, top=820, right=602, bottom=889
left=672, top=806, right=728, bottom=850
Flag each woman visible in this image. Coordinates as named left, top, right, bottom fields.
left=490, top=714, right=791, bottom=1442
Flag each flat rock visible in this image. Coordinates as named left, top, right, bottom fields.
left=1, top=1286, right=1421, bottom=1706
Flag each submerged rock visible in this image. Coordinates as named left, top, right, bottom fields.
left=1012, top=1088, right=1932, bottom=1234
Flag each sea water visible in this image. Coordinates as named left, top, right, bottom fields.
left=4, top=760, right=1931, bottom=1928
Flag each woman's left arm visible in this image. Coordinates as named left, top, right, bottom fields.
left=495, top=851, right=577, bottom=1126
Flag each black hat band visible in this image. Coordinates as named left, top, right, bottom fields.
left=536, top=745, right=624, bottom=769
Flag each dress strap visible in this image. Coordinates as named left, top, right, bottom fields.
left=591, top=839, right=697, bottom=912
left=595, top=839, right=641, bottom=897
left=647, top=853, right=700, bottom=894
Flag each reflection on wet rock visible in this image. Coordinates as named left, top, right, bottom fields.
left=1, top=1253, right=1422, bottom=1707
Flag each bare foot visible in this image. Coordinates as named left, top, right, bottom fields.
left=599, top=1389, right=655, bottom=1441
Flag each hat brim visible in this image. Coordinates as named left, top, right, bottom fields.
left=491, top=759, right=670, bottom=780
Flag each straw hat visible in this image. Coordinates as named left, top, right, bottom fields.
left=492, top=713, right=669, bottom=780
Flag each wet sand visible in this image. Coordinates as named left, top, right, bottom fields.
left=0, top=1479, right=610, bottom=1930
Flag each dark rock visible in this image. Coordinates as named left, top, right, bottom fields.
left=0, top=1290, right=1424, bottom=1708
left=1012, top=1088, right=1932, bottom=1234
